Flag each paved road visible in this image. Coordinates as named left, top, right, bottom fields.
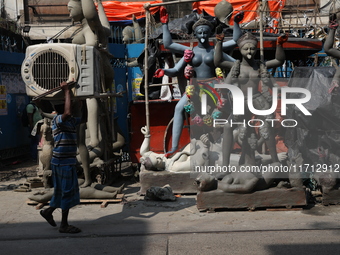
left=1, top=178, right=340, bottom=254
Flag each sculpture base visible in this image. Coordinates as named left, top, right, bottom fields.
left=322, top=189, right=340, bottom=205
left=196, top=188, right=307, bottom=212
left=139, top=169, right=198, bottom=195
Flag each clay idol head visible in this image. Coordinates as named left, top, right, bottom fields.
left=192, top=17, right=214, bottom=32
left=237, top=32, right=258, bottom=49
left=192, top=18, right=214, bottom=44
left=237, top=32, right=258, bottom=60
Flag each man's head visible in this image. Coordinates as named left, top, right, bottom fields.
left=53, top=103, right=64, bottom=114
left=51, top=98, right=80, bottom=115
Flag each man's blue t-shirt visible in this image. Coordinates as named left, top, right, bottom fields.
left=51, top=115, right=81, bottom=166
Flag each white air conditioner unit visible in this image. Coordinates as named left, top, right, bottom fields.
left=21, top=43, right=101, bottom=98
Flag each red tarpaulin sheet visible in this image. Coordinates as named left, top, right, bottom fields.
left=102, top=1, right=161, bottom=22
left=193, top=0, right=285, bottom=26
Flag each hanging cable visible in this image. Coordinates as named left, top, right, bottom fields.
left=46, top=23, right=78, bottom=43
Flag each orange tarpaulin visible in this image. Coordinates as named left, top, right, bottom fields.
left=102, top=0, right=285, bottom=25
left=193, top=0, right=285, bottom=26
left=102, top=1, right=162, bottom=22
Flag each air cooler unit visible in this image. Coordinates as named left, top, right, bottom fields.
left=21, top=43, right=101, bottom=98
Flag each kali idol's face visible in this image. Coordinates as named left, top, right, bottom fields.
left=240, top=42, right=257, bottom=60
left=194, top=25, right=211, bottom=44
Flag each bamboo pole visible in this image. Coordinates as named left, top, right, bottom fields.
left=149, top=82, right=178, bottom=87
left=259, top=0, right=265, bottom=63
left=143, top=4, right=151, bottom=133
left=149, top=0, right=207, bottom=7
left=142, top=0, right=207, bottom=134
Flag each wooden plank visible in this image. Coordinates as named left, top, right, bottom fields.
left=197, top=188, right=307, bottom=212
left=80, top=198, right=122, bottom=203
left=266, top=208, right=303, bottom=212
left=101, top=201, right=109, bottom=208
left=30, top=182, right=44, bottom=188
left=26, top=200, right=40, bottom=205
left=36, top=203, right=46, bottom=210
left=26, top=200, right=48, bottom=208
left=26, top=194, right=124, bottom=208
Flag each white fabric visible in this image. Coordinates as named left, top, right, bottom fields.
left=160, top=62, right=172, bottom=101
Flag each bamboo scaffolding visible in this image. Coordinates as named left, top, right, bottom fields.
left=142, top=0, right=206, bottom=134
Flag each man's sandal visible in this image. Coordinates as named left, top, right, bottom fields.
left=40, top=210, right=57, bottom=227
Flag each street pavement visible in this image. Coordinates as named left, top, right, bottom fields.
left=1, top=176, right=340, bottom=255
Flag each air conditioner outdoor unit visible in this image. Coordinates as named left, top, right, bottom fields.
left=21, top=43, right=101, bottom=98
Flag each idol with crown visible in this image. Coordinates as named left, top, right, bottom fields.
left=153, top=1, right=244, bottom=158
left=194, top=25, right=295, bottom=195
left=213, top=31, right=287, bottom=170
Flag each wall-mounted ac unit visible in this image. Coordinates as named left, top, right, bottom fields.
left=21, top=43, right=101, bottom=98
